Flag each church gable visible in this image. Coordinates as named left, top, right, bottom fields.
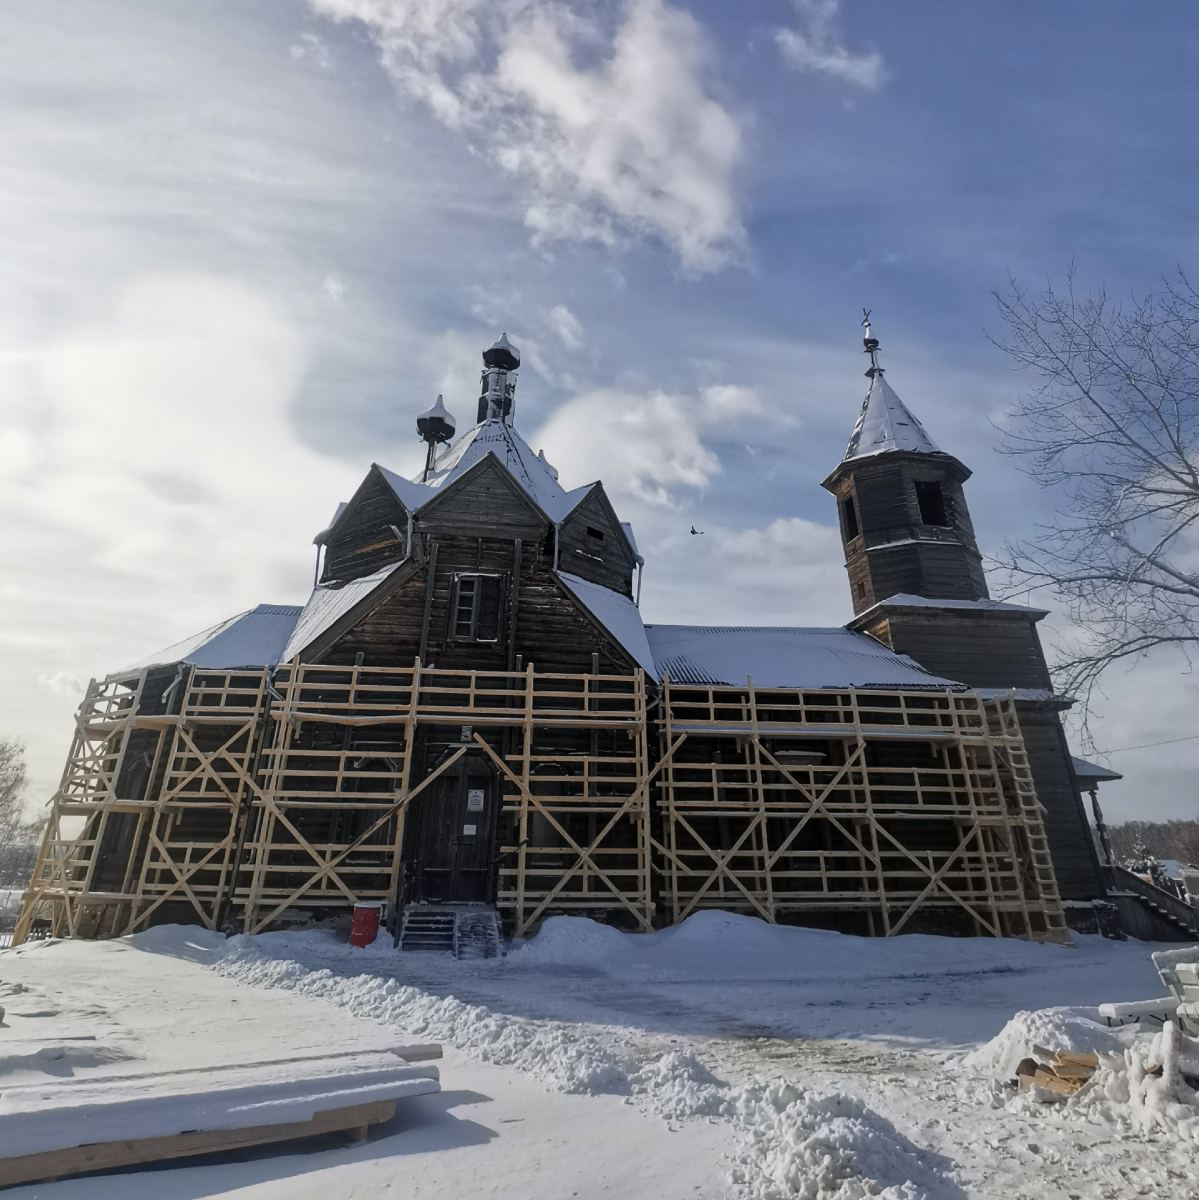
left=322, top=466, right=410, bottom=584
left=557, top=484, right=637, bottom=597
left=415, top=453, right=549, bottom=541
left=319, top=532, right=641, bottom=675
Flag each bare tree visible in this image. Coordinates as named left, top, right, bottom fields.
left=0, top=737, right=41, bottom=891
left=993, top=270, right=1199, bottom=720
left=1109, top=820, right=1199, bottom=868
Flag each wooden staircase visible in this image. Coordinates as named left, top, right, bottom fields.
left=1107, top=866, right=1199, bottom=940
left=399, top=904, right=504, bottom=958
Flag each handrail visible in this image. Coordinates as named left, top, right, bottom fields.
left=1107, top=865, right=1198, bottom=934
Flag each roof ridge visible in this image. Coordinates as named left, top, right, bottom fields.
left=375, top=419, right=584, bottom=523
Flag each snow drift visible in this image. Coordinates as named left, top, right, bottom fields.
left=210, top=929, right=965, bottom=1199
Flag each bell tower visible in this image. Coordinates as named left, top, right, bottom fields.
left=822, top=315, right=1106, bottom=906
left=821, top=315, right=988, bottom=615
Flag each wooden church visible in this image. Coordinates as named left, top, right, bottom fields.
left=17, top=323, right=1121, bottom=951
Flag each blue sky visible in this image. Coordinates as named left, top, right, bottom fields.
left=1, top=0, right=1196, bottom=821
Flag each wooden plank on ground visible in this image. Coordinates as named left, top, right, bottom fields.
left=0, top=1099, right=396, bottom=1189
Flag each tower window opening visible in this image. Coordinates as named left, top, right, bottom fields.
left=914, top=480, right=948, bottom=527
left=856, top=582, right=867, bottom=600
left=840, top=495, right=860, bottom=541
left=451, top=573, right=505, bottom=643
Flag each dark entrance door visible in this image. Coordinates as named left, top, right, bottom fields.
left=407, top=750, right=498, bottom=903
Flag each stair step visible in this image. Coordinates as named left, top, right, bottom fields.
left=398, top=904, right=504, bottom=958
left=398, top=905, right=457, bottom=953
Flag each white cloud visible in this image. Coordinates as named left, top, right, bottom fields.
left=532, top=376, right=844, bottom=627
left=322, top=272, right=346, bottom=305
left=1, top=272, right=363, bottom=615
left=533, top=382, right=764, bottom=506
left=698, top=383, right=763, bottom=423
left=776, top=0, right=886, bottom=91
left=290, top=31, right=334, bottom=68
left=642, top=515, right=846, bottom=627
left=547, top=303, right=582, bottom=349
left=310, top=0, right=744, bottom=269
left=38, top=672, right=85, bottom=698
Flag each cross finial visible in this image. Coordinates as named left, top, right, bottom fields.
left=862, top=309, right=882, bottom=378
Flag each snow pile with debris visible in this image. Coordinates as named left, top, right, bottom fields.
left=1071, top=1021, right=1199, bottom=1140
left=211, top=931, right=963, bottom=1199
left=964, top=1006, right=1127, bottom=1079
left=968, top=1005, right=1199, bottom=1143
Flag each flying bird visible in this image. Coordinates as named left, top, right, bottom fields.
left=690, top=525, right=704, bottom=535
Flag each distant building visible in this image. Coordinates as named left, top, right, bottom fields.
left=21, top=324, right=1143, bottom=949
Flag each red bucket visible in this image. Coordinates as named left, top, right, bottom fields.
left=349, top=902, right=383, bottom=947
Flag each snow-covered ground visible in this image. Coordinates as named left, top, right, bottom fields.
left=2, top=914, right=1197, bottom=1199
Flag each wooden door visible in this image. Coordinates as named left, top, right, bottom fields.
left=407, top=752, right=497, bottom=903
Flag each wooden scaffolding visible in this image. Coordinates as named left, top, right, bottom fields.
left=654, top=678, right=1070, bottom=942
left=14, top=662, right=651, bottom=943
left=15, top=667, right=1067, bottom=945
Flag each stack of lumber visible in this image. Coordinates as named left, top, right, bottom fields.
left=0, top=1045, right=441, bottom=1188
left=1014, top=1045, right=1100, bottom=1096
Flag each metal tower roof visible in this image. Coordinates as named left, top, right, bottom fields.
left=843, top=371, right=941, bottom=461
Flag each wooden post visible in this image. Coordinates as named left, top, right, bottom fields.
left=506, top=539, right=522, bottom=671
left=418, top=541, right=439, bottom=664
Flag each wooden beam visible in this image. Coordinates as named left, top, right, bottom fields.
left=0, top=1100, right=397, bottom=1189
left=418, top=541, right=439, bottom=663
left=507, top=538, right=522, bottom=671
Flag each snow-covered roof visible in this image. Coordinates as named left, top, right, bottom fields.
left=860, top=594, right=1049, bottom=619
left=280, top=561, right=408, bottom=664
left=313, top=501, right=348, bottom=547
left=644, top=625, right=958, bottom=690
left=118, top=604, right=303, bottom=673
left=976, top=687, right=1060, bottom=703
left=1071, top=756, right=1123, bottom=784
left=843, top=372, right=940, bottom=461
left=620, top=521, right=643, bottom=565
left=375, top=420, right=589, bottom=524
left=558, top=573, right=656, bottom=676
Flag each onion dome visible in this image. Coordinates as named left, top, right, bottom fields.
left=482, top=332, right=520, bottom=372
left=417, top=394, right=456, bottom=445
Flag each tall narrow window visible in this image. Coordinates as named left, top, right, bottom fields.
left=451, top=574, right=506, bottom=642
left=914, top=480, right=949, bottom=527
left=840, top=495, right=860, bottom=541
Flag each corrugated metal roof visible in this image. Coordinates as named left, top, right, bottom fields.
left=843, top=372, right=939, bottom=460
left=643, top=625, right=958, bottom=690
left=118, top=604, right=303, bottom=673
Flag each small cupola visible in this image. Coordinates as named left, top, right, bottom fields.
left=482, top=332, right=520, bottom=372
left=417, top=394, right=456, bottom=480
left=477, top=333, right=521, bottom=424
